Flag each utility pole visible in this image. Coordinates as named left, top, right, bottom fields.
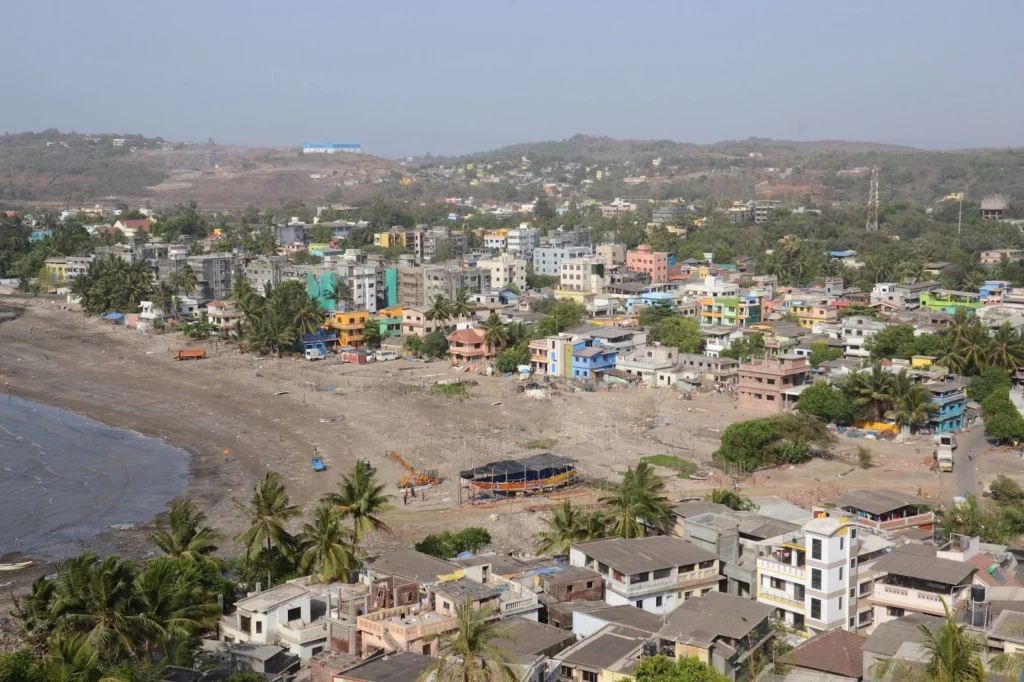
left=958, top=192, right=964, bottom=248
left=865, top=168, right=879, bottom=231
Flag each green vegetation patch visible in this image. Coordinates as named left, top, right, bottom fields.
left=641, top=454, right=700, bottom=479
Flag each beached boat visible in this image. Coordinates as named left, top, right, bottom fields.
left=461, top=453, right=577, bottom=495
left=0, top=561, right=33, bottom=571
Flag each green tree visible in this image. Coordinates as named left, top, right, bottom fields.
left=970, top=366, right=1012, bottom=403
left=885, top=369, right=937, bottom=433
left=451, top=289, right=474, bottom=320
left=419, top=599, right=517, bottom=682
left=844, top=363, right=894, bottom=421
left=708, top=489, right=757, bottom=511
left=865, top=323, right=918, bottom=360
left=720, top=333, right=766, bottom=362
left=600, top=462, right=674, bottom=538
left=495, top=342, right=530, bottom=373
left=870, top=601, right=989, bottom=682
left=651, top=317, right=702, bottom=353
left=481, top=312, right=508, bottom=355
left=232, top=471, right=301, bottom=584
left=416, top=528, right=493, bottom=559
left=0, top=649, right=34, bottom=682
left=405, top=334, right=424, bottom=356
left=796, top=381, right=853, bottom=424
left=988, top=322, right=1024, bottom=371
left=421, top=330, right=449, bottom=358
left=297, top=503, right=360, bottom=583
left=309, top=225, right=334, bottom=243
left=534, top=501, right=602, bottom=556
left=837, top=304, right=879, bottom=319
left=363, top=318, right=383, bottom=349
left=989, top=475, right=1024, bottom=506
left=807, top=341, right=843, bottom=367
left=637, top=300, right=675, bottom=326
left=631, top=654, right=729, bottom=682
left=172, top=264, right=198, bottom=297
left=293, top=297, right=326, bottom=336
left=714, top=413, right=835, bottom=470
left=322, top=461, right=394, bottom=541
left=149, top=500, right=223, bottom=566
left=179, top=313, right=218, bottom=340
left=426, top=294, right=453, bottom=327
left=525, top=273, right=559, bottom=290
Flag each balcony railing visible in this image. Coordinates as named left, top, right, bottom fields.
left=757, top=586, right=805, bottom=612
left=757, top=557, right=806, bottom=580
left=278, top=621, right=328, bottom=645
left=870, top=583, right=966, bottom=615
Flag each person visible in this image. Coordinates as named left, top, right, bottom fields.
left=403, top=489, right=408, bottom=506
left=968, top=450, right=974, bottom=461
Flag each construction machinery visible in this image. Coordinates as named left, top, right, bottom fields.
left=386, top=451, right=441, bottom=489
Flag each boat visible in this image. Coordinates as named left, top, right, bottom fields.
left=0, top=561, right=33, bottom=571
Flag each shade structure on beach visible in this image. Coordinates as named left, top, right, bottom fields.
left=102, top=312, right=125, bottom=320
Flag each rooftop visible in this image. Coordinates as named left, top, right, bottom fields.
left=863, top=613, right=943, bottom=657
left=870, top=545, right=975, bottom=585
left=365, top=549, right=459, bottom=584
left=572, top=536, right=718, bottom=575
left=558, top=625, right=646, bottom=671
left=777, top=629, right=865, bottom=679
left=580, top=604, right=665, bottom=635
left=336, top=652, right=432, bottom=682
left=836, top=489, right=932, bottom=516
left=492, top=617, right=574, bottom=656
left=433, top=578, right=499, bottom=603
left=233, top=583, right=308, bottom=613
left=988, top=610, right=1024, bottom=644
left=658, top=591, right=773, bottom=648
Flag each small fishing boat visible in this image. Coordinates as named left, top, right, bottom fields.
left=0, top=561, right=33, bottom=571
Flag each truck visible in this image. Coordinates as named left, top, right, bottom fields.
left=934, top=433, right=958, bottom=450
left=373, top=350, right=398, bottom=362
left=305, top=348, right=326, bottom=361
left=936, top=445, right=954, bottom=472
left=173, top=348, right=206, bottom=361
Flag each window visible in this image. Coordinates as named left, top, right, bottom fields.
left=851, top=557, right=857, bottom=570
left=255, top=621, right=263, bottom=634
left=811, top=598, right=821, bottom=620
left=840, top=537, right=845, bottom=550
left=656, top=596, right=663, bottom=607
left=887, top=607, right=905, bottom=617
left=850, top=588, right=855, bottom=599
left=767, top=394, right=775, bottom=401
left=240, top=615, right=251, bottom=633
left=561, top=666, right=574, bottom=679
left=566, top=584, right=573, bottom=593
left=811, top=538, right=822, bottom=560
left=838, top=596, right=843, bottom=610
left=811, top=569, right=822, bottom=590
left=849, top=617, right=855, bottom=629
left=839, top=566, right=844, bottom=581
left=685, top=591, right=693, bottom=600
left=851, top=528, right=858, bottom=540
left=636, top=600, right=643, bottom=609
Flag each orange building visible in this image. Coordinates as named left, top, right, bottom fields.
left=626, top=244, right=669, bottom=283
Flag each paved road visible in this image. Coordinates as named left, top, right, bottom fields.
left=954, top=425, right=989, bottom=498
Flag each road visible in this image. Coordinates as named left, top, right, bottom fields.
left=955, top=425, right=989, bottom=498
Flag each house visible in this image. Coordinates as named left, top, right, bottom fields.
left=776, top=629, right=866, bottom=682
left=113, top=219, right=152, bottom=238
left=532, top=245, right=593, bottom=277
left=867, top=544, right=976, bottom=630
left=655, top=591, right=774, bottom=682
left=981, top=249, right=1024, bottom=266
left=302, top=330, right=339, bottom=356
left=626, top=245, right=669, bottom=283
left=571, top=341, right=617, bottom=380
left=447, top=327, right=501, bottom=364
left=554, top=624, right=646, bottom=682
left=201, top=641, right=298, bottom=676
left=569, top=536, right=720, bottom=614
left=323, top=310, right=369, bottom=347
left=43, top=257, right=68, bottom=285
left=925, top=380, right=966, bottom=433
left=842, top=316, right=888, bottom=359
left=615, top=345, right=679, bottom=385
left=569, top=604, right=664, bottom=639
left=539, top=566, right=605, bottom=604
left=492, top=617, right=575, bottom=658
left=822, top=489, right=935, bottom=534
left=662, top=353, right=739, bottom=387
left=919, top=289, right=982, bottom=315
left=559, top=256, right=607, bottom=295
left=207, top=300, right=240, bottom=338
left=981, top=195, right=1009, bottom=220
left=736, top=354, right=812, bottom=413
left=699, top=294, right=763, bottom=328
left=477, top=252, right=527, bottom=291
left=860, top=612, right=942, bottom=678
left=329, top=651, right=430, bottom=682
left=363, top=549, right=459, bottom=589
left=219, top=583, right=328, bottom=660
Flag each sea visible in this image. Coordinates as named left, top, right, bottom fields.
left=0, top=396, right=190, bottom=558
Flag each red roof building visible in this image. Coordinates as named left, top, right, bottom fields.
left=446, top=328, right=502, bottom=364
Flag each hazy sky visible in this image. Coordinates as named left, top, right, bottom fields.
left=4, top=1, right=1022, bottom=157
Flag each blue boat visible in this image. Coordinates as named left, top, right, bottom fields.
left=312, top=457, right=325, bottom=472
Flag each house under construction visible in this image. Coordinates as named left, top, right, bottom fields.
left=460, top=453, right=577, bottom=497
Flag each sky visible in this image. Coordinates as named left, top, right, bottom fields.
left=3, top=0, right=1023, bottom=158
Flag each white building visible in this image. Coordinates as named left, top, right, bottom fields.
left=615, top=345, right=679, bottom=384
left=682, top=275, right=740, bottom=300
left=477, top=252, right=527, bottom=291
left=842, top=316, right=888, bottom=359
left=219, top=583, right=327, bottom=660
left=532, top=245, right=593, bottom=277
left=559, top=256, right=607, bottom=294
left=507, top=226, right=540, bottom=259
left=569, top=536, right=721, bottom=615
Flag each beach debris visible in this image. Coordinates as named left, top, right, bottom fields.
left=319, top=416, right=345, bottom=423
left=274, top=391, right=289, bottom=396
left=491, top=402, right=502, bottom=406
left=109, top=523, right=138, bottom=531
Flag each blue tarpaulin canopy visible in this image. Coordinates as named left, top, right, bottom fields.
left=102, top=313, right=125, bottom=320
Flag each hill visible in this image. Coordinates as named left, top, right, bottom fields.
left=0, top=130, right=406, bottom=209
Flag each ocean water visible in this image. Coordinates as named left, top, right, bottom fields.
left=0, top=396, right=190, bottom=557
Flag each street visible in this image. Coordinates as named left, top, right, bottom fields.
left=954, top=424, right=989, bottom=498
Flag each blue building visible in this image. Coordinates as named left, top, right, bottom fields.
left=300, top=330, right=338, bottom=356
left=570, top=340, right=617, bottom=380
left=29, top=228, right=52, bottom=243
left=926, top=381, right=965, bottom=433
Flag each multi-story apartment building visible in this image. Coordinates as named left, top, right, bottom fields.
left=244, top=255, right=287, bottom=291
left=421, top=228, right=468, bottom=263
left=65, top=255, right=95, bottom=282
left=786, top=298, right=838, bottom=329
left=559, top=256, right=606, bottom=294
left=532, top=245, right=593, bottom=277
left=842, top=316, right=888, bottom=359
left=423, top=265, right=490, bottom=302
left=682, top=276, right=740, bottom=301
left=596, top=243, right=626, bottom=267
left=615, top=345, right=680, bottom=385
left=652, top=204, right=688, bottom=225
left=868, top=543, right=976, bottom=632
left=350, top=265, right=380, bottom=313
left=926, top=381, right=966, bottom=433
left=756, top=516, right=893, bottom=636
left=919, top=289, right=983, bottom=315
left=187, top=254, right=235, bottom=300
left=736, top=354, right=812, bottom=413
left=569, top=536, right=720, bottom=615
left=871, top=281, right=938, bottom=311
left=700, top=294, right=763, bottom=328
left=374, top=228, right=424, bottom=259
left=482, top=230, right=507, bottom=251
left=599, top=198, right=636, bottom=219
left=398, top=266, right=425, bottom=307
left=506, top=226, right=540, bottom=259
left=477, top=253, right=527, bottom=291
left=626, top=244, right=669, bottom=283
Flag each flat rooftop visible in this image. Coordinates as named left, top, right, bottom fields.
left=337, top=652, right=431, bottom=682
left=234, top=583, right=308, bottom=612
left=365, top=549, right=458, bottom=584
left=836, top=489, right=931, bottom=516
left=572, top=536, right=718, bottom=575
left=870, top=545, right=975, bottom=585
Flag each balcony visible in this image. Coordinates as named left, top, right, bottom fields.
left=758, top=586, right=805, bottom=613
left=278, top=620, right=328, bottom=646
left=870, top=583, right=967, bottom=616
left=855, top=512, right=935, bottom=532
left=757, top=557, right=806, bottom=581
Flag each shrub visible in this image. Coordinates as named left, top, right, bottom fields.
left=415, top=527, right=493, bottom=558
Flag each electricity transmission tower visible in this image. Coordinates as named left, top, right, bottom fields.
left=865, top=167, right=879, bottom=231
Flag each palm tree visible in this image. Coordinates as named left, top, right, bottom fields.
left=173, top=264, right=198, bottom=297
left=886, top=369, right=937, bottom=435
left=427, top=294, right=453, bottom=328
left=149, top=499, right=223, bottom=566
left=37, top=631, right=126, bottom=682
left=322, top=461, right=394, bottom=541
left=581, top=510, right=613, bottom=541
left=845, top=363, right=894, bottom=421
left=534, top=501, right=588, bottom=556
left=325, top=280, right=351, bottom=311
left=481, top=312, right=508, bottom=356
left=708, top=489, right=756, bottom=511
left=134, top=558, right=219, bottom=645
left=297, top=503, right=360, bottom=583
left=600, top=462, right=674, bottom=538
left=179, top=313, right=219, bottom=340
left=505, top=321, right=528, bottom=346
left=451, top=289, right=474, bottom=320
left=870, top=600, right=986, bottom=682
left=419, top=599, right=518, bottom=682
left=988, top=322, right=1024, bottom=372
left=152, top=282, right=177, bottom=319
left=233, top=471, right=301, bottom=584
left=961, top=269, right=986, bottom=291
left=228, top=275, right=256, bottom=308
left=294, top=297, right=326, bottom=336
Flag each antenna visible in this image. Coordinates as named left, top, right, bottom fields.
left=866, top=168, right=879, bottom=231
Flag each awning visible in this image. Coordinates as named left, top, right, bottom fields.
left=102, top=312, right=125, bottom=320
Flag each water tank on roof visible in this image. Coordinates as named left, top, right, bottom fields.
left=971, top=584, right=987, bottom=603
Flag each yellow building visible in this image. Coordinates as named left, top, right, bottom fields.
left=43, top=257, right=68, bottom=285
left=553, top=289, right=595, bottom=305
left=323, top=310, right=369, bottom=347
left=911, top=355, right=937, bottom=369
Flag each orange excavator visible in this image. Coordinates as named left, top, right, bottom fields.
left=387, top=451, right=441, bottom=489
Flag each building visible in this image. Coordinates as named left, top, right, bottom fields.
left=656, top=591, right=775, bottom=681
left=447, top=327, right=501, bottom=364
left=569, top=535, right=720, bottom=614
left=925, top=380, right=966, bottom=433
left=842, top=316, right=888, bottom=359
left=65, top=255, right=95, bottom=282
left=401, top=306, right=446, bottom=337
left=532, top=245, right=593, bottom=277
left=868, top=543, right=975, bottom=630
left=667, top=353, right=739, bottom=386
left=626, top=245, right=669, bottom=283
left=920, top=289, right=983, bottom=315
left=870, top=281, right=938, bottom=311
left=187, top=254, right=235, bottom=300
left=981, top=195, right=1009, bottom=220
left=822, top=489, right=935, bottom=534
left=207, top=300, right=240, bottom=338
left=113, top=219, right=152, bottom=238
left=599, top=198, right=637, bottom=219
left=652, top=204, right=688, bottom=225
left=559, top=256, right=607, bottom=294
left=980, top=249, right=1024, bottom=266
left=322, top=310, right=369, bottom=347
left=43, top=257, right=68, bottom=285
left=700, top=294, right=763, bottom=328
left=507, top=226, right=540, bottom=260
left=302, top=143, right=362, bottom=154
left=397, top=267, right=425, bottom=307
left=219, top=583, right=328, bottom=660
left=860, top=612, right=943, bottom=678
left=327, top=652, right=430, bottom=682
left=596, top=243, right=626, bottom=267
left=615, top=345, right=680, bottom=385
left=477, top=253, right=527, bottom=291
left=483, top=229, right=508, bottom=251
left=423, top=264, right=491, bottom=302
left=736, top=354, right=812, bottom=413
left=244, top=255, right=286, bottom=291
left=571, top=341, right=617, bottom=380
left=786, top=298, right=838, bottom=329
left=776, top=629, right=866, bottom=682
left=554, top=624, right=645, bottom=682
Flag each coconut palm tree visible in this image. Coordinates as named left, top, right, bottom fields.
left=869, top=600, right=986, bottom=682
left=886, top=369, right=936, bottom=435
left=152, top=282, right=177, bottom=320
left=988, top=322, right=1024, bottom=372
left=845, top=363, right=894, bottom=421
left=534, top=501, right=588, bottom=556
left=173, top=264, right=198, bottom=297
left=961, top=269, right=986, bottom=292
left=297, top=503, right=360, bottom=583
left=321, top=461, right=394, bottom=541
left=228, top=275, right=256, bottom=307
left=37, top=631, right=127, bottom=682
left=419, top=599, right=518, bottom=682
left=133, top=557, right=219, bottom=645
left=293, top=297, right=326, bottom=336
left=325, top=281, right=351, bottom=311
left=427, top=294, right=453, bottom=327
left=149, top=499, right=224, bottom=566
left=451, top=288, right=474, bottom=320
left=481, top=312, right=508, bottom=356
left=600, top=462, right=674, bottom=538
left=233, top=471, right=301, bottom=583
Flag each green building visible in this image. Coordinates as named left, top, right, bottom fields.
left=383, top=268, right=399, bottom=309
left=919, top=290, right=982, bottom=315
left=307, top=272, right=343, bottom=311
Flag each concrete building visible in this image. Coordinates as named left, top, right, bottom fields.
left=626, top=244, right=669, bottom=283
left=652, top=204, right=688, bottom=225
left=219, top=583, right=327, bottom=660
left=569, top=536, right=720, bottom=614
left=599, top=198, right=637, bottom=219
left=397, top=266, right=425, bottom=307
left=925, top=380, right=966, bottom=433
left=244, top=255, right=287, bottom=291
left=559, top=256, right=606, bottom=294
left=981, top=195, right=1009, bottom=220
left=207, top=300, right=241, bottom=338
left=532, top=245, right=593, bottom=277
left=570, top=341, right=617, bottom=380
left=447, top=328, right=501, bottom=364
left=842, top=315, right=888, bottom=359
left=736, top=354, right=812, bottom=413
left=507, top=226, right=540, bottom=259
left=920, top=289, right=983, bottom=315
left=187, top=254, right=235, bottom=300
left=423, top=264, right=491, bottom=302
left=596, top=243, right=626, bottom=267
left=65, top=255, right=95, bottom=282
left=615, top=345, right=679, bottom=385
left=477, top=253, right=527, bottom=291
left=700, top=294, right=763, bottom=328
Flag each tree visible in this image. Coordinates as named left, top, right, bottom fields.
left=293, top=297, right=325, bottom=336
left=631, top=654, right=729, bottom=682
left=796, top=381, right=853, bottom=424
left=989, top=475, right=1024, bottom=506
left=708, top=489, right=756, bottom=511
left=535, top=502, right=591, bottom=556
left=866, top=324, right=918, bottom=360
left=150, top=500, right=223, bottom=566
left=807, top=341, right=843, bottom=368
left=172, top=264, right=198, bottom=297
left=363, top=318, right=383, bottom=349
left=886, top=369, right=937, bottom=432
left=844, top=363, right=894, bottom=421
left=419, top=599, right=517, bottom=682
left=0, top=649, right=34, bottom=682
left=321, top=461, right=394, bottom=541
left=325, top=280, right=351, bottom=311
left=870, top=601, right=988, bottom=682
left=525, top=273, right=558, bottom=290
left=857, top=446, right=873, bottom=469
left=405, top=335, right=424, bottom=356
left=495, top=342, right=530, bottom=373
left=232, top=471, right=301, bottom=584
left=416, top=528, right=493, bottom=559
left=179, top=313, right=218, bottom=340
left=637, top=300, right=675, bottom=326
left=988, top=322, right=1024, bottom=371
left=600, top=462, right=674, bottom=538
left=720, top=333, right=765, bottom=362
left=481, top=312, right=508, bottom=356
left=309, top=225, right=334, bottom=243
left=651, top=317, right=702, bottom=353
left=451, top=289, right=474, bottom=320
left=426, top=294, right=453, bottom=327
left=535, top=300, right=587, bottom=336
left=421, top=330, right=449, bottom=359
left=970, top=367, right=1012, bottom=404
left=837, top=304, right=878, bottom=319
left=297, top=504, right=360, bottom=583
left=714, top=413, right=835, bottom=470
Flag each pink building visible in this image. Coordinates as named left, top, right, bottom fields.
left=626, top=244, right=669, bottom=283
left=736, top=354, right=812, bottom=413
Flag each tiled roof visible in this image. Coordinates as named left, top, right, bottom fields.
left=777, top=629, right=865, bottom=678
